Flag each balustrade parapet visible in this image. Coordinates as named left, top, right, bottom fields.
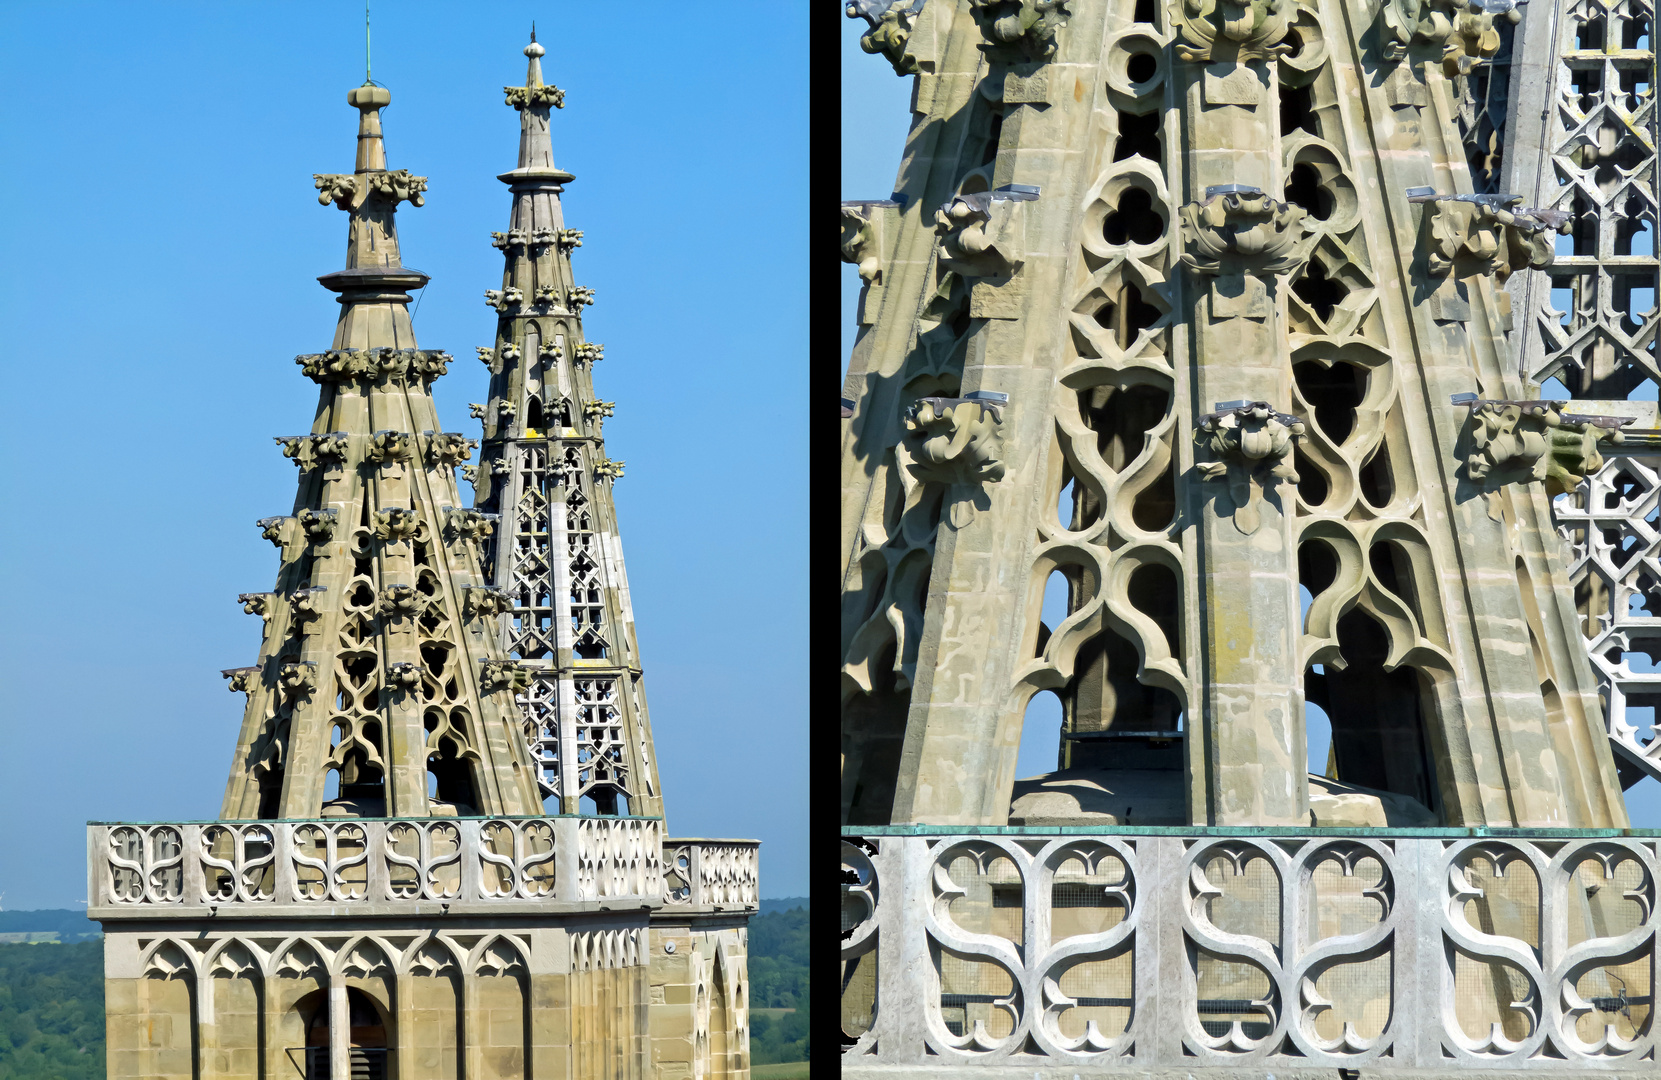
left=86, top=816, right=669, bottom=920
left=842, top=827, right=1661, bottom=1075
left=661, top=837, right=761, bottom=912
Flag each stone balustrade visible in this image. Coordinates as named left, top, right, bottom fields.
left=88, top=817, right=672, bottom=917
left=661, top=838, right=762, bottom=910
left=842, top=827, right=1661, bottom=1076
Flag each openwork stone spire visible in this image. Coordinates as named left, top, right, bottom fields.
left=470, top=37, right=665, bottom=817
left=219, top=82, right=544, bottom=820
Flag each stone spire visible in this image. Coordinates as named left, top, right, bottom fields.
left=470, top=37, right=665, bottom=817
left=218, top=81, right=544, bottom=820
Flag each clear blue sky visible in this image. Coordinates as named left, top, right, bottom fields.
left=0, top=3, right=807, bottom=908
left=840, top=14, right=1661, bottom=825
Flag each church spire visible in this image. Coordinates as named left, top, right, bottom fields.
left=471, top=37, right=664, bottom=817
left=218, top=81, right=544, bottom=821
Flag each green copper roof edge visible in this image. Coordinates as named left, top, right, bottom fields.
left=842, top=825, right=1661, bottom=838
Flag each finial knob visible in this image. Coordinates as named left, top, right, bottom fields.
left=348, top=84, right=392, bottom=110
left=525, top=42, right=545, bottom=58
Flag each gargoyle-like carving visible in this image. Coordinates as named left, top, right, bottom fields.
left=386, top=661, right=422, bottom=690
left=485, top=286, right=524, bottom=311
left=498, top=342, right=522, bottom=364
left=314, top=169, right=427, bottom=210
left=299, top=508, right=338, bottom=541
left=574, top=342, right=604, bottom=366
left=584, top=400, right=616, bottom=423
left=297, top=350, right=371, bottom=383
left=499, top=401, right=518, bottom=421
left=372, top=507, right=419, bottom=544
left=842, top=202, right=890, bottom=285
left=569, top=286, right=596, bottom=307
left=295, top=350, right=447, bottom=384
left=221, top=667, right=258, bottom=694
left=490, top=459, right=512, bottom=476
left=490, top=229, right=527, bottom=250
left=903, top=397, right=1007, bottom=486
left=367, top=430, right=414, bottom=463
left=409, top=351, right=451, bottom=382
left=535, top=284, right=558, bottom=305
left=257, top=516, right=290, bottom=547
left=847, top=0, right=927, bottom=75
left=480, top=659, right=532, bottom=693
left=1379, top=0, right=1514, bottom=75
left=239, top=593, right=275, bottom=618
left=967, top=0, right=1070, bottom=62
left=292, top=586, right=328, bottom=622
left=1195, top=401, right=1305, bottom=534
left=1180, top=188, right=1312, bottom=319
left=504, top=83, right=566, bottom=109
left=445, top=507, right=496, bottom=541
left=1418, top=194, right=1564, bottom=281
left=1460, top=399, right=1629, bottom=496
left=427, top=432, right=477, bottom=467
left=468, top=402, right=489, bottom=419
left=529, top=227, right=556, bottom=247
left=460, top=464, right=478, bottom=486
left=376, top=583, right=426, bottom=620
left=276, top=433, right=349, bottom=471
left=1171, top=0, right=1295, bottom=62
left=557, top=228, right=583, bottom=249
left=934, top=192, right=1028, bottom=278
left=464, top=586, right=514, bottom=619
left=594, top=459, right=626, bottom=481
left=278, top=661, right=318, bottom=698
left=541, top=340, right=564, bottom=361
left=477, top=346, right=496, bottom=368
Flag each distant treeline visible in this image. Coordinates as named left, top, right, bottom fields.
left=0, top=899, right=807, bottom=1071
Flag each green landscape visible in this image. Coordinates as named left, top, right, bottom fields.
left=0, top=898, right=807, bottom=1078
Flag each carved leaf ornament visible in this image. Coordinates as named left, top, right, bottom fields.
left=1180, top=190, right=1311, bottom=277
left=1197, top=402, right=1305, bottom=534
left=1172, top=0, right=1296, bottom=62
left=1461, top=399, right=1627, bottom=496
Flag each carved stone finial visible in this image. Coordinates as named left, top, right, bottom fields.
left=445, top=507, right=496, bottom=542
left=1379, top=0, right=1515, bottom=74
left=1195, top=401, right=1305, bottom=534
left=427, top=432, right=477, bottom=467
left=846, top=0, right=927, bottom=75
left=504, top=84, right=566, bottom=110
left=367, top=430, right=414, bottom=463
left=934, top=193, right=1028, bottom=278
left=372, top=507, right=419, bottom=544
left=1171, top=0, right=1296, bottom=63
left=1461, top=399, right=1627, bottom=496
left=967, top=0, right=1071, bottom=63
left=256, top=516, right=290, bottom=547
left=1419, top=195, right=1563, bottom=281
left=1180, top=189, right=1313, bottom=319
left=298, top=508, right=338, bottom=541
left=221, top=667, right=259, bottom=694
left=376, top=583, right=426, bottom=620
left=903, top=397, right=1007, bottom=487
left=278, top=661, right=318, bottom=699
left=463, top=586, right=514, bottom=620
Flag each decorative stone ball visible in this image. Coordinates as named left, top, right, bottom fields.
left=525, top=41, right=546, bottom=58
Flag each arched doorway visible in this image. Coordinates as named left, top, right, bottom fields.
left=299, top=987, right=389, bottom=1079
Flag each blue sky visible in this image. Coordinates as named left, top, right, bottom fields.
left=840, top=14, right=1661, bottom=825
left=0, top=3, right=806, bottom=908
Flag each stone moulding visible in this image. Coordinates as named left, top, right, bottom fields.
left=89, top=819, right=758, bottom=915
left=841, top=829, right=1661, bottom=1072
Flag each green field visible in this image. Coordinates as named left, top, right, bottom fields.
left=752, top=1062, right=810, bottom=1080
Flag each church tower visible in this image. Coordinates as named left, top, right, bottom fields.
left=91, top=49, right=756, bottom=1080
